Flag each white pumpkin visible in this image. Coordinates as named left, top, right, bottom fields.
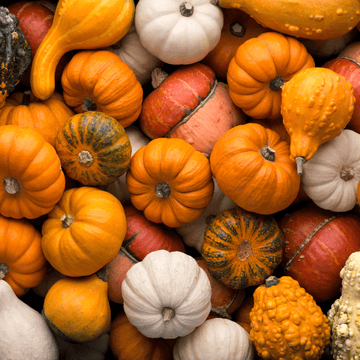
left=301, top=129, right=360, bottom=212
left=122, top=250, right=212, bottom=339
left=173, top=318, right=254, bottom=360
left=135, top=0, right=224, bottom=65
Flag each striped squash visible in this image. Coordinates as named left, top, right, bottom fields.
left=201, top=206, right=284, bottom=289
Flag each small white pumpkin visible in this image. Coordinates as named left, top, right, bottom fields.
left=173, top=317, right=254, bottom=360
left=122, top=249, right=212, bottom=339
left=301, top=129, right=360, bottom=212
left=135, top=0, right=224, bottom=65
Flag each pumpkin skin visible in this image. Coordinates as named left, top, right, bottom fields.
left=0, top=90, right=74, bottom=146
left=210, top=123, right=300, bottom=215
left=233, top=296, right=254, bottom=334
left=278, top=202, right=360, bottom=303
left=61, top=50, right=143, bottom=128
left=227, top=32, right=315, bottom=119
left=126, top=138, right=214, bottom=228
left=55, top=111, right=132, bottom=186
left=0, top=215, right=47, bottom=297
left=41, top=187, right=127, bottom=277
left=201, top=207, right=284, bottom=290
left=0, top=125, right=65, bottom=219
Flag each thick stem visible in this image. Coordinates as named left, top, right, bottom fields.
left=180, top=2, right=194, bottom=17
left=162, top=307, right=175, bottom=323
left=295, top=156, right=306, bottom=176
left=96, top=267, right=109, bottom=283
left=265, top=275, right=280, bottom=288
left=340, top=165, right=355, bottom=181
left=155, top=182, right=171, bottom=198
left=237, top=240, right=252, bottom=261
left=260, top=146, right=276, bottom=162
left=0, top=262, right=9, bottom=279
left=78, top=150, right=94, bottom=166
left=269, top=76, right=285, bottom=91
left=61, top=214, right=74, bottom=228
left=151, top=68, right=169, bottom=89
left=3, top=177, right=21, bottom=194
left=22, top=90, right=32, bottom=105
left=81, top=97, right=97, bottom=112
left=230, top=22, right=246, bottom=37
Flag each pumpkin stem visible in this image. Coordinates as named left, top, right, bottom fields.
left=81, top=97, right=97, bottom=112
left=295, top=156, right=306, bottom=175
left=0, top=262, right=9, bottom=279
left=237, top=240, right=252, bottom=261
left=78, top=150, right=94, bottom=166
left=180, top=2, right=194, bottom=17
left=230, top=22, right=246, bottom=37
left=3, top=176, right=21, bottom=194
left=265, top=275, right=280, bottom=288
left=21, top=90, right=32, bottom=106
left=260, top=146, right=276, bottom=162
left=96, top=267, right=109, bottom=283
left=151, top=68, right=169, bottom=89
left=269, top=76, right=285, bottom=91
left=61, top=214, right=75, bottom=228
left=210, top=0, right=219, bottom=5
left=162, top=307, right=175, bottom=323
left=155, top=182, right=171, bottom=198
left=209, top=290, right=240, bottom=319
left=340, top=165, right=355, bottom=181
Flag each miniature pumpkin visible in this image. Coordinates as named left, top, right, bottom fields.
left=30, top=0, right=134, bottom=100
left=281, top=67, right=355, bottom=175
left=41, top=187, right=127, bottom=277
left=135, top=0, right=224, bottom=65
left=233, top=296, right=254, bottom=333
left=210, top=123, right=300, bottom=215
left=250, top=275, right=331, bottom=360
left=201, top=206, right=284, bottom=289
left=122, top=250, right=212, bottom=339
left=0, top=125, right=65, bottom=219
left=227, top=32, right=315, bottom=119
left=126, top=138, right=214, bottom=228
left=248, top=117, right=290, bottom=143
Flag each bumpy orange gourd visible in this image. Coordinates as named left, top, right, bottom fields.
left=30, top=0, right=135, bottom=100
left=281, top=67, right=355, bottom=175
left=250, top=276, right=331, bottom=360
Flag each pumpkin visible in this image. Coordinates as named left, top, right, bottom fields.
left=0, top=215, right=47, bottom=297
left=281, top=67, right=355, bottom=175
left=61, top=50, right=143, bottom=128
left=233, top=296, right=254, bottom=334
left=201, top=206, right=284, bottom=289
left=41, top=186, right=127, bottom=277
left=227, top=32, right=315, bottom=119
left=55, top=111, right=132, bottom=186
left=0, top=125, right=65, bottom=219
left=210, top=123, right=300, bottom=215
left=249, top=275, right=331, bottom=360
left=173, top=318, right=254, bottom=360
left=30, top=0, right=134, bottom=100
left=211, top=0, right=360, bottom=40
left=122, top=250, right=212, bottom=339
left=110, top=309, right=173, bottom=360
left=126, top=137, right=214, bottom=228
left=139, top=64, right=246, bottom=156
left=0, top=89, right=74, bottom=146
left=135, top=0, right=224, bottom=65
left=43, top=270, right=111, bottom=343
left=248, top=117, right=290, bottom=143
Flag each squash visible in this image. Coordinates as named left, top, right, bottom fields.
left=201, top=206, right=284, bottom=289
left=0, top=125, right=65, bottom=219
left=55, top=111, right=132, bottom=186
left=0, top=89, right=74, bottom=146
left=122, top=250, right=212, bottom=339
left=233, top=296, right=254, bottom=334
left=0, top=214, right=47, bottom=297
left=126, top=137, right=214, bottom=228
left=43, top=270, right=111, bottom=343
left=211, top=0, right=360, bottom=40
left=250, top=275, right=331, bottom=360
left=210, top=123, right=300, bottom=215
left=281, top=67, right=355, bottom=175
left=41, top=187, right=127, bottom=277
left=30, top=0, right=135, bottom=100
left=227, top=32, right=315, bottom=119
left=173, top=317, right=254, bottom=360
left=248, top=117, right=290, bottom=143
left=61, top=50, right=143, bottom=128
left=0, top=278, right=59, bottom=359
left=135, top=0, right=224, bottom=65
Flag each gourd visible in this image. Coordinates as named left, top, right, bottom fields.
left=250, top=275, right=331, bottom=360
left=328, top=251, right=360, bottom=360
left=210, top=0, right=360, bottom=40
left=30, top=0, right=135, bottom=101
left=122, top=250, right=212, bottom=339
left=173, top=317, right=254, bottom=360
left=281, top=67, right=355, bottom=175
left=0, top=278, right=59, bottom=359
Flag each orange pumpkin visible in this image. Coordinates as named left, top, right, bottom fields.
left=126, top=138, right=214, bottom=228
left=210, top=123, right=300, bottom=215
left=227, top=32, right=315, bottom=119
left=0, top=125, right=65, bottom=219
left=61, top=50, right=143, bottom=128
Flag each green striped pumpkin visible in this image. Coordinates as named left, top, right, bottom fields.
left=55, top=111, right=131, bottom=186
left=201, top=206, right=284, bottom=289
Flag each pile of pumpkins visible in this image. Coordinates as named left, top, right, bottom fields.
left=2, top=0, right=360, bottom=359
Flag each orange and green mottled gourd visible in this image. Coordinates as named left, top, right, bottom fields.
left=250, top=275, right=331, bottom=360
left=30, top=0, right=135, bottom=101
left=211, top=0, right=360, bottom=40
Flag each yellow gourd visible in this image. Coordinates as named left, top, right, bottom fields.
left=30, top=0, right=135, bottom=101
